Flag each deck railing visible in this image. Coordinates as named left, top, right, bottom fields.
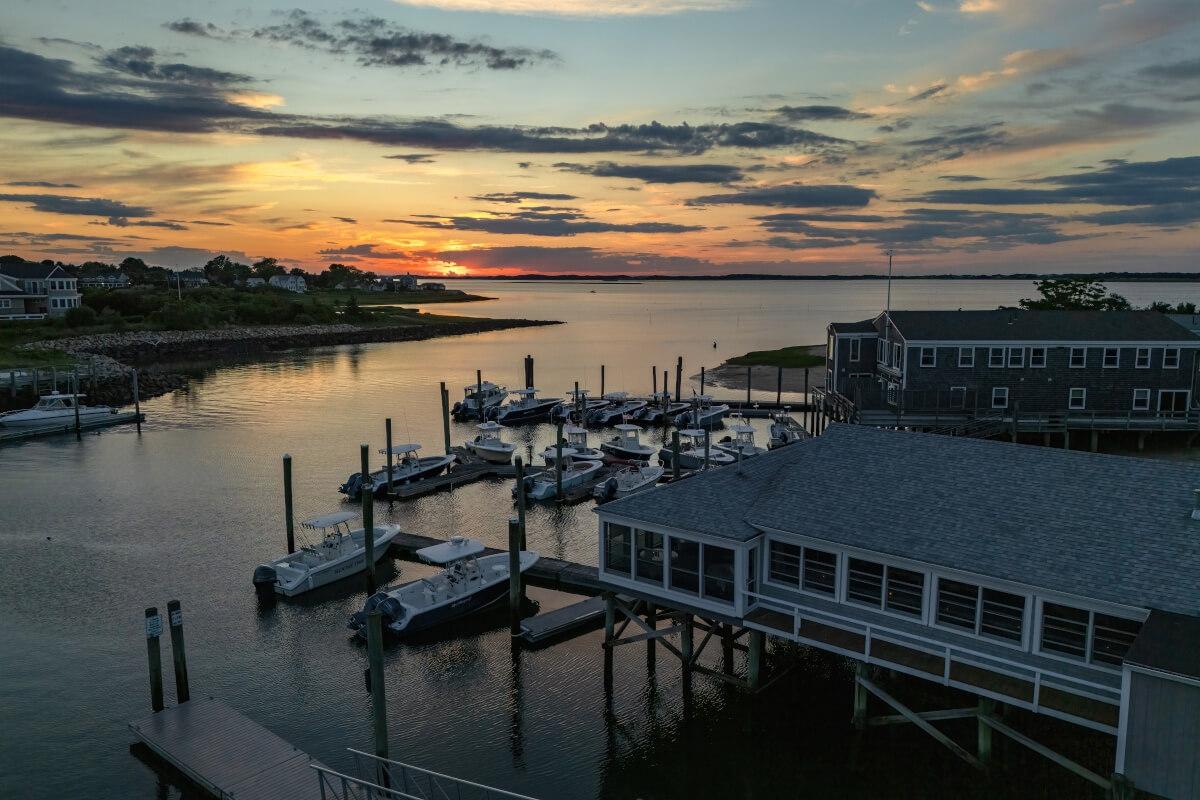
left=313, top=750, right=539, bottom=800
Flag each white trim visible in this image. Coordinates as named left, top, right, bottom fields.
left=992, top=386, right=1009, bottom=409
left=1115, top=666, right=1131, bottom=774
left=1102, top=347, right=1120, bottom=368
left=1069, top=347, right=1086, bottom=368
left=929, top=574, right=1031, bottom=654
left=1007, top=347, right=1025, bottom=368
left=988, top=347, right=1005, bottom=368
left=1029, top=346, right=1047, bottom=368
left=849, top=337, right=861, bottom=363
left=958, top=346, right=974, bottom=368
left=1157, top=388, right=1190, bottom=412
left=1126, top=662, right=1200, bottom=689
left=919, top=346, right=935, bottom=367
left=1134, top=347, right=1150, bottom=369
left=1131, top=388, right=1150, bottom=411
left=1068, top=387, right=1086, bottom=410
left=1163, top=346, right=1180, bottom=369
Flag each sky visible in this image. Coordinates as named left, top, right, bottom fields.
left=1, top=0, right=1198, bottom=276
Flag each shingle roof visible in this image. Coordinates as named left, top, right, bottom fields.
left=885, top=309, right=1199, bottom=342
left=0, top=261, right=63, bottom=279
left=600, top=424, right=1200, bottom=615
left=830, top=319, right=876, bottom=333
left=1124, top=609, right=1200, bottom=679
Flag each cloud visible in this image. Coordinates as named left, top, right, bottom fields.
left=164, top=19, right=224, bottom=38
left=907, top=83, right=947, bottom=102
left=554, top=160, right=743, bottom=183
left=773, top=105, right=870, bottom=122
left=420, top=244, right=824, bottom=276
left=902, top=122, right=1008, bottom=162
left=402, top=207, right=704, bottom=236
left=1140, top=57, right=1200, bottom=81
left=190, top=220, right=233, bottom=226
left=333, top=216, right=358, bottom=224
left=388, top=1, right=746, bottom=17
left=939, top=174, right=987, bottom=182
left=0, top=192, right=154, bottom=218
left=686, top=183, right=877, bottom=208
left=384, top=153, right=437, bottom=163
left=958, top=0, right=1002, bottom=13
left=317, top=243, right=413, bottom=259
left=471, top=191, right=579, bottom=202
left=102, top=217, right=188, bottom=230
left=1074, top=203, right=1200, bottom=227
left=4, top=180, right=82, bottom=188
left=112, top=245, right=256, bottom=269
left=96, top=46, right=253, bottom=86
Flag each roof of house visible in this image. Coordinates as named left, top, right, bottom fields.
left=829, top=319, right=876, bottom=334
left=1124, top=609, right=1200, bottom=680
left=0, top=261, right=65, bottom=279
left=882, top=309, right=1199, bottom=342
left=600, top=424, right=1200, bottom=615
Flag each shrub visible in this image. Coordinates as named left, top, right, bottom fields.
left=64, top=305, right=98, bottom=327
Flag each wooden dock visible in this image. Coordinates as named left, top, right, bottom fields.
left=0, top=411, right=143, bottom=444
left=520, top=595, right=607, bottom=645
left=384, top=448, right=545, bottom=500
left=129, top=696, right=323, bottom=800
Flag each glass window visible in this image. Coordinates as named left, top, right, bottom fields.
left=1091, top=614, right=1141, bottom=667
left=1030, top=347, right=1046, bottom=367
left=802, top=548, right=837, bottom=596
left=635, top=529, right=664, bottom=584
left=1135, top=348, right=1150, bottom=368
left=958, top=347, right=974, bottom=367
left=992, top=387, right=1008, bottom=409
left=884, top=567, right=924, bottom=617
left=1132, top=389, right=1150, bottom=411
left=1069, top=388, right=1086, bottom=410
left=980, top=589, right=1025, bottom=642
left=1103, top=347, right=1119, bottom=368
left=1164, top=347, right=1180, bottom=369
left=849, top=338, right=861, bottom=362
left=746, top=546, right=758, bottom=597
left=768, top=540, right=801, bottom=587
left=669, top=538, right=700, bottom=595
left=846, top=559, right=884, bottom=606
left=920, top=347, right=935, bottom=367
left=1040, top=602, right=1089, bottom=660
left=988, top=347, right=1005, bottom=367
left=893, top=343, right=902, bottom=367
left=604, top=524, right=631, bottom=574
left=1007, top=348, right=1024, bottom=368
left=1070, top=347, right=1086, bottom=368
left=936, top=579, right=979, bottom=631
left=702, top=545, right=735, bottom=603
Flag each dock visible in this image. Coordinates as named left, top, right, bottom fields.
left=129, top=696, right=323, bottom=800
left=384, top=448, right=545, bottom=500
left=0, top=411, right=143, bottom=444
left=520, top=595, right=608, bottom=645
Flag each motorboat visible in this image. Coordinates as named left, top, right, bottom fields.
left=338, top=444, right=456, bottom=498
left=713, top=422, right=768, bottom=460
left=540, top=425, right=604, bottom=465
left=495, top=387, right=561, bottom=425
left=551, top=388, right=609, bottom=423
left=588, top=392, right=647, bottom=427
left=465, top=422, right=515, bottom=464
left=593, top=463, right=664, bottom=503
left=599, top=423, right=657, bottom=462
left=514, top=458, right=604, bottom=501
left=659, top=428, right=735, bottom=470
left=0, top=392, right=116, bottom=427
left=636, top=392, right=690, bottom=424
left=673, top=395, right=730, bottom=429
left=768, top=412, right=810, bottom=449
left=348, top=536, right=539, bottom=637
left=253, top=511, right=400, bottom=598
left=451, top=381, right=507, bottom=421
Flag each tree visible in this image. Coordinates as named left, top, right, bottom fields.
left=1018, top=278, right=1131, bottom=311
left=252, top=257, right=286, bottom=280
left=1148, top=300, right=1197, bottom=314
left=119, top=257, right=151, bottom=284
left=314, top=262, right=374, bottom=289
left=203, top=255, right=251, bottom=286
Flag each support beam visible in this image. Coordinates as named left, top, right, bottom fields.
left=866, top=708, right=977, bottom=727
left=978, top=698, right=995, bottom=765
left=852, top=661, right=868, bottom=730
left=1090, top=430, right=1099, bottom=453
left=646, top=603, right=656, bottom=671
left=680, top=614, right=693, bottom=672
left=747, top=629, right=763, bottom=690
left=979, top=714, right=1110, bottom=791
left=857, top=673, right=983, bottom=770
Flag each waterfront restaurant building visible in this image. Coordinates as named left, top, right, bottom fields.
left=595, top=425, right=1200, bottom=798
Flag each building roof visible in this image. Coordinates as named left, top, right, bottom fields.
left=1124, top=609, right=1200, bottom=680
left=600, top=424, right=1200, bottom=615
left=829, top=319, right=876, bottom=334
left=0, top=261, right=65, bottom=279
left=884, top=309, right=1199, bottom=343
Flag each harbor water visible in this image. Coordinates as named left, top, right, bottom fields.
left=3, top=279, right=1199, bottom=799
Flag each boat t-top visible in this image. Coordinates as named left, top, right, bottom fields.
left=338, top=444, right=456, bottom=498
left=588, top=392, right=648, bottom=427
left=465, top=421, right=515, bottom=464
left=451, top=381, right=507, bottom=421
left=348, top=536, right=538, bottom=637
left=540, top=424, right=604, bottom=465
left=600, top=423, right=657, bottom=462
left=0, top=392, right=116, bottom=427
left=714, top=422, right=768, bottom=460
left=659, top=428, right=735, bottom=470
left=495, top=387, right=561, bottom=425
left=253, top=511, right=401, bottom=597
left=673, top=395, right=730, bottom=429
left=768, top=411, right=810, bottom=449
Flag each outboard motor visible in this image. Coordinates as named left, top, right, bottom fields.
left=594, top=477, right=618, bottom=503
left=451, top=401, right=463, bottom=416
left=339, top=472, right=371, bottom=499
left=348, top=591, right=388, bottom=631
left=252, top=565, right=277, bottom=597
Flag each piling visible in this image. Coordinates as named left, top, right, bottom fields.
left=747, top=629, right=764, bottom=690
left=132, top=369, right=142, bottom=433
left=978, top=698, right=995, bottom=764
left=852, top=661, right=868, bottom=729
left=700, top=366, right=705, bottom=395
left=385, top=418, right=394, bottom=496
left=515, top=456, right=527, bottom=550
left=777, top=366, right=783, bottom=404
left=720, top=624, right=734, bottom=674
left=746, top=366, right=752, bottom=405
left=652, top=366, right=658, bottom=396
left=166, top=599, right=190, bottom=704
left=524, top=355, right=534, bottom=389
left=508, top=517, right=522, bottom=636
left=573, top=381, right=581, bottom=419
left=646, top=603, right=656, bottom=670
left=804, top=368, right=809, bottom=408
left=282, top=454, right=295, bottom=553
left=476, top=370, right=483, bottom=417
left=703, top=429, right=711, bottom=470
left=674, top=357, right=683, bottom=404
left=671, top=430, right=681, bottom=480
left=600, top=364, right=606, bottom=397
left=439, top=381, right=451, bottom=455
left=663, top=371, right=669, bottom=403
left=366, top=610, right=390, bottom=773
left=680, top=613, right=694, bottom=672
left=72, top=369, right=82, bottom=439
left=555, top=422, right=564, bottom=500
left=32, top=368, right=39, bottom=397
left=145, top=607, right=164, bottom=713
left=360, top=443, right=376, bottom=596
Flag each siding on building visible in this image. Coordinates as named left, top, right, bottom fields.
left=1122, top=669, right=1200, bottom=798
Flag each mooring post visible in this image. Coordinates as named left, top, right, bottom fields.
left=439, top=381, right=451, bottom=455
left=524, top=354, right=533, bottom=389
left=366, top=609, right=390, bottom=774
left=804, top=367, right=809, bottom=409
left=1011, top=400, right=1020, bottom=443
left=360, top=443, right=376, bottom=596
left=720, top=624, right=734, bottom=674
left=777, top=366, right=783, bottom=404
left=675, top=357, right=683, bottom=404
left=700, top=366, right=705, bottom=396
left=747, top=629, right=764, bottom=690
left=1091, top=430, right=1099, bottom=452
left=515, top=456, right=527, bottom=550
left=652, top=366, right=658, bottom=396
left=282, top=454, right=296, bottom=553
left=746, top=366, right=752, bottom=405
left=680, top=613, right=694, bottom=672
left=600, top=364, right=605, bottom=397
left=476, top=369, right=483, bottom=418
left=555, top=422, right=564, bottom=500
left=663, top=371, right=669, bottom=404
left=72, top=369, right=82, bottom=439
left=671, top=430, right=681, bottom=480
left=508, top=517, right=522, bottom=637
left=852, top=661, right=868, bottom=729
left=132, top=369, right=141, bottom=433
left=603, top=593, right=615, bottom=644
left=978, top=698, right=995, bottom=764
left=31, top=368, right=39, bottom=398
left=703, top=428, right=711, bottom=470
left=646, top=602, right=656, bottom=670
left=166, top=599, right=190, bottom=703
left=145, top=607, right=164, bottom=712
left=385, top=418, right=395, bottom=496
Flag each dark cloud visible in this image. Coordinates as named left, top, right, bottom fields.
left=686, top=183, right=876, bottom=208
left=876, top=117, right=913, bottom=134
left=773, top=105, right=870, bottom=122
left=422, top=245, right=818, bottom=275
left=97, top=46, right=253, bottom=86
left=554, top=161, right=743, bottom=184
left=164, top=19, right=225, bottom=38
left=402, top=207, right=703, bottom=237
left=384, top=153, right=437, bottom=163
left=902, top=122, right=1008, bottom=163
left=761, top=236, right=856, bottom=250
left=333, top=216, right=358, bottom=224
left=1140, top=57, right=1200, bottom=81
left=102, top=218, right=187, bottom=230
left=1074, top=203, right=1200, bottom=227
left=938, top=175, right=986, bottom=182
left=190, top=219, right=232, bottom=226
left=317, top=243, right=412, bottom=259
left=907, top=83, right=947, bottom=102
left=471, top=191, right=578, bottom=203
left=4, top=180, right=81, bottom=188
left=754, top=212, right=888, bottom=230
left=0, top=192, right=153, bottom=218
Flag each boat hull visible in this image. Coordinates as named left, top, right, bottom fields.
left=496, top=399, right=561, bottom=425
left=0, top=407, right=115, bottom=427
left=469, top=443, right=514, bottom=464
left=266, top=527, right=399, bottom=597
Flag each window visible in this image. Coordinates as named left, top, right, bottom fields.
left=1159, top=389, right=1189, bottom=412
left=884, top=567, right=925, bottom=617
left=1070, top=347, right=1086, bottom=368
left=846, top=559, right=884, bottom=606
left=0, top=299, right=10, bottom=309
left=892, top=343, right=902, bottom=368
left=1103, top=347, right=1119, bottom=368
left=988, top=347, right=1005, bottom=367
left=1030, top=347, right=1046, bottom=368
left=1091, top=614, right=1142, bottom=667
left=1007, top=347, right=1024, bottom=368
left=1068, top=388, right=1086, bottom=410
left=958, top=347, right=974, bottom=368
left=949, top=386, right=966, bottom=410
left=980, top=589, right=1026, bottom=641
left=1132, top=389, right=1150, bottom=411
left=802, top=548, right=838, bottom=595
left=1040, top=603, right=1089, bottom=660
left=670, top=538, right=700, bottom=595
left=635, top=529, right=664, bottom=584
left=849, top=338, right=861, bottom=362
left=920, top=347, right=935, bottom=367
left=768, top=540, right=801, bottom=587
left=992, top=387, right=1008, bottom=409
left=702, top=545, right=735, bottom=602
left=1040, top=603, right=1142, bottom=667
left=1135, top=347, right=1150, bottom=369
left=847, top=560, right=925, bottom=617
left=604, top=524, right=631, bottom=574
left=936, top=580, right=978, bottom=631
left=1164, top=347, right=1180, bottom=369
left=935, top=579, right=1026, bottom=643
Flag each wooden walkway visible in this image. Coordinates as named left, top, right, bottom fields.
left=0, top=411, right=143, bottom=444
left=129, top=696, right=323, bottom=800
left=521, top=596, right=607, bottom=645
left=384, top=449, right=545, bottom=500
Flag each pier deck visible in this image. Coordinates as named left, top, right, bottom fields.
left=384, top=448, right=545, bottom=500
left=0, top=411, right=143, bottom=444
left=521, top=595, right=607, bottom=645
left=129, top=696, right=323, bottom=800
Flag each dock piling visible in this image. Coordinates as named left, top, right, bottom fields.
left=700, top=366, right=705, bottom=396
left=524, top=355, right=534, bottom=389
left=508, top=518, right=522, bottom=637
left=600, top=364, right=605, bottom=397
left=166, top=600, right=190, bottom=704
left=72, top=369, right=81, bottom=439
left=132, top=369, right=141, bottom=433
left=777, top=366, right=783, bottom=404
left=671, top=431, right=681, bottom=480
left=652, top=366, right=657, bottom=396
left=646, top=603, right=656, bottom=670
left=439, top=381, right=451, bottom=455
left=675, top=357, right=682, bottom=404
left=747, top=366, right=752, bottom=405
left=365, top=610, right=390, bottom=775
left=477, top=370, right=483, bottom=416
left=385, top=418, right=394, bottom=496
left=555, top=422, right=564, bottom=500
left=703, top=429, right=711, bottom=471
left=747, top=628, right=763, bottom=690
left=145, top=607, right=164, bottom=712
left=360, top=443, right=376, bottom=596
left=680, top=613, right=694, bottom=673
left=663, top=371, right=669, bottom=405
left=515, top=456, right=527, bottom=550
left=282, top=454, right=295, bottom=553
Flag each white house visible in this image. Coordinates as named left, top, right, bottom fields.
left=269, top=274, right=307, bottom=293
left=0, top=262, right=81, bottom=319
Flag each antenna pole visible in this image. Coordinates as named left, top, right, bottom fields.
left=885, top=249, right=894, bottom=325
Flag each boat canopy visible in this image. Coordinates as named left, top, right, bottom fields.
left=730, top=424, right=755, bottom=434
left=614, top=423, right=640, bottom=432
left=39, top=392, right=85, bottom=400
left=511, top=388, right=539, bottom=396
left=478, top=421, right=503, bottom=432
left=602, top=391, right=628, bottom=400
left=379, top=443, right=421, bottom=455
left=678, top=428, right=707, bottom=439
left=301, top=511, right=358, bottom=529
left=417, top=536, right=486, bottom=565
left=465, top=381, right=503, bottom=392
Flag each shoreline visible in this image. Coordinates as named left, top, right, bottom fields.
left=700, top=344, right=827, bottom=394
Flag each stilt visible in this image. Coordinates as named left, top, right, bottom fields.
left=852, top=661, right=868, bottom=729
left=360, top=443, right=376, bottom=596
left=439, top=381, right=451, bottom=454
left=721, top=624, right=734, bottom=674
left=145, top=607, right=164, bottom=713
left=603, top=593, right=615, bottom=644
left=508, top=518, right=522, bottom=637
left=384, top=418, right=394, bottom=496
left=747, top=629, right=763, bottom=690
left=646, top=603, right=656, bottom=671
left=675, top=357, right=683, bottom=405
left=1043, top=432, right=1051, bottom=447
left=680, top=613, right=694, bottom=672
left=1063, top=430, right=1070, bottom=450
left=978, top=698, right=995, bottom=765
left=1137, top=432, right=1146, bottom=451
left=282, top=454, right=295, bottom=553
left=166, top=599, right=190, bottom=704
left=1090, top=430, right=1099, bottom=453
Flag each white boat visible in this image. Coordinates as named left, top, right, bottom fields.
left=659, top=428, right=735, bottom=470
left=588, top=392, right=647, bottom=427
left=0, top=392, right=116, bottom=427
left=514, top=458, right=604, bottom=501
left=540, top=425, right=604, bottom=465
left=593, top=463, right=664, bottom=502
left=339, top=444, right=456, bottom=498
left=253, top=511, right=400, bottom=597
left=348, top=536, right=539, bottom=637
left=768, top=412, right=810, bottom=449
left=713, top=422, right=768, bottom=459
left=600, top=423, right=657, bottom=462
left=636, top=392, right=690, bottom=424
left=451, top=381, right=507, bottom=420
left=495, top=387, right=562, bottom=425
left=673, top=395, right=730, bottom=429
left=465, top=422, right=515, bottom=464
left=551, top=388, right=609, bottom=423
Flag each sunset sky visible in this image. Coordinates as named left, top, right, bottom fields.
left=1, top=0, right=1198, bottom=276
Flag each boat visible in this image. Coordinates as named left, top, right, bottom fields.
left=587, top=392, right=647, bottom=427
left=495, top=387, right=561, bottom=425
left=659, top=428, right=735, bottom=470
left=599, top=423, right=657, bottom=462
left=768, top=411, right=810, bottom=449
left=253, top=511, right=400, bottom=598
left=514, top=458, right=604, bottom=501
left=636, top=392, right=690, bottom=424
left=465, top=422, right=515, bottom=464
left=0, top=392, right=117, bottom=427
left=713, top=422, right=768, bottom=460
left=672, top=395, right=730, bottom=429
left=551, top=389, right=608, bottom=423
left=347, top=536, right=539, bottom=637
left=338, top=444, right=456, bottom=498
left=540, top=425, right=604, bottom=465
left=451, top=381, right=507, bottom=421
left=593, top=463, right=664, bottom=502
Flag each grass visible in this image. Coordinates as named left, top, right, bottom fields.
left=726, top=345, right=825, bottom=369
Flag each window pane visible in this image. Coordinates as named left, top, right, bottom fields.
left=605, top=524, right=631, bottom=574
left=847, top=559, right=884, bottom=607
left=1040, top=602, right=1089, bottom=659
left=980, top=589, right=1025, bottom=641
left=802, top=548, right=837, bottom=595
left=669, top=538, right=700, bottom=595
left=768, top=541, right=801, bottom=587
left=746, top=547, right=758, bottom=596
left=1091, top=614, right=1141, bottom=666
left=702, top=545, right=735, bottom=603
left=885, top=567, right=924, bottom=616
left=936, top=579, right=978, bottom=630
left=635, top=529, right=664, bottom=584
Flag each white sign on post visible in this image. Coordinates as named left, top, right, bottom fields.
left=145, top=614, right=162, bottom=638
left=170, top=609, right=183, bottom=627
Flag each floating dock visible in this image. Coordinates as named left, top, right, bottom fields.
left=520, top=595, right=608, bottom=645
left=0, top=411, right=143, bottom=444
left=384, top=448, right=545, bottom=500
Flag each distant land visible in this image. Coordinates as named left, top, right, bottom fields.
left=442, top=272, right=1200, bottom=282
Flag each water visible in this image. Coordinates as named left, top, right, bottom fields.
left=3, top=279, right=1198, bottom=799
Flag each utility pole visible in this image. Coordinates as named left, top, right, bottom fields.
left=884, top=248, right=894, bottom=326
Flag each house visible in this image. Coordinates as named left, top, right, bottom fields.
left=0, top=261, right=81, bottom=319
left=420, top=281, right=446, bottom=291
left=177, top=270, right=209, bottom=289
left=76, top=271, right=130, bottom=289
left=268, top=274, right=307, bottom=293
left=825, top=310, right=1200, bottom=417
left=244, top=276, right=266, bottom=288
left=594, top=424, right=1200, bottom=798
left=392, top=273, right=418, bottom=290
